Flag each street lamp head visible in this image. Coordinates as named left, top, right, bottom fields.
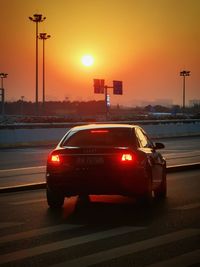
left=39, top=33, right=51, bottom=40
left=186, top=71, right=190, bottom=76
left=29, top=14, right=46, bottom=23
left=180, top=70, right=191, bottom=77
left=0, top=73, right=8, bottom=78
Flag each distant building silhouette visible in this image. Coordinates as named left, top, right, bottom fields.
left=189, top=99, right=200, bottom=107
left=140, top=99, right=173, bottom=107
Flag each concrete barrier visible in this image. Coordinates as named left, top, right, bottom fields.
left=1, top=128, right=67, bottom=147
left=1, top=120, right=200, bottom=148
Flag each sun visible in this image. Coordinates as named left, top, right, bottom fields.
left=81, top=55, right=94, bottom=67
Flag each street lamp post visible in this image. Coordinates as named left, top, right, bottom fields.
left=29, top=14, right=46, bottom=115
left=39, top=33, right=51, bottom=114
left=180, top=70, right=190, bottom=112
left=21, top=96, right=25, bottom=116
left=0, top=72, right=8, bottom=115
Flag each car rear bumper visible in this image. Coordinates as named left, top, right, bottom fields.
left=46, top=167, right=149, bottom=197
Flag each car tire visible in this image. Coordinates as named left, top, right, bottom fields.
left=138, top=166, right=153, bottom=205
left=46, top=187, right=64, bottom=209
left=154, top=168, right=167, bottom=200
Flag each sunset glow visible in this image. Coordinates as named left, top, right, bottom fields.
left=0, top=0, right=200, bottom=106
left=81, top=55, right=94, bottom=67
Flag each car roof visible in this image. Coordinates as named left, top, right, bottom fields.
left=70, top=124, right=139, bottom=132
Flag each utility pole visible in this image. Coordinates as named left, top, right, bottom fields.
left=39, top=33, right=51, bottom=114
left=21, top=96, right=25, bottom=116
left=0, top=72, right=8, bottom=115
left=29, top=14, right=46, bottom=115
left=180, top=70, right=190, bottom=113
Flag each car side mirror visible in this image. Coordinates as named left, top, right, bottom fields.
left=154, top=142, right=165, bottom=149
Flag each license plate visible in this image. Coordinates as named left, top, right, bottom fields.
left=76, top=156, right=104, bottom=166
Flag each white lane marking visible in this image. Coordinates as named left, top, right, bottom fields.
left=173, top=202, right=200, bottom=210
left=0, top=166, right=45, bottom=173
left=165, top=152, right=200, bottom=160
left=11, top=198, right=46, bottom=205
left=0, top=222, right=23, bottom=230
left=52, top=228, right=200, bottom=267
left=147, top=249, right=200, bottom=267
left=0, top=224, right=83, bottom=244
left=0, top=226, right=145, bottom=264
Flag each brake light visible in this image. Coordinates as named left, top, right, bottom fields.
left=90, top=130, right=109, bottom=133
left=51, top=155, right=60, bottom=162
left=121, top=153, right=133, bottom=161
left=49, top=154, right=61, bottom=165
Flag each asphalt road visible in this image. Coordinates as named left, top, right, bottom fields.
left=0, top=170, right=199, bottom=266
left=0, top=136, right=200, bottom=188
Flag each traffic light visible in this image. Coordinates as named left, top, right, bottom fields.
left=106, top=94, right=110, bottom=107
left=113, top=80, right=123, bottom=95
left=93, top=79, right=105, bottom=94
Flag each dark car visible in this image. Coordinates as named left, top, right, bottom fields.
left=46, top=124, right=166, bottom=208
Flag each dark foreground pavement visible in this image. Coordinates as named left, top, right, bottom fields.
left=0, top=169, right=199, bottom=267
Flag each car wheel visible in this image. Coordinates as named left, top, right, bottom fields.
left=139, top=166, right=153, bottom=205
left=46, top=187, right=65, bottom=209
left=154, top=169, right=167, bottom=200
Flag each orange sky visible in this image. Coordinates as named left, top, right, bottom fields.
left=1, top=0, right=200, bottom=106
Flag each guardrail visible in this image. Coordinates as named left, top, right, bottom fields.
left=1, top=119, right=200, bottom=129
left=0, top=119, right=200, bottom=148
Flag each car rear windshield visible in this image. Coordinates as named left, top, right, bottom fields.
left=61, top=128, right=136, bottom=147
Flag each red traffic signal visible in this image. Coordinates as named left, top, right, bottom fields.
left=93, top=79, right=105, bottom=94
left=113, top=80, right=123, bottom=95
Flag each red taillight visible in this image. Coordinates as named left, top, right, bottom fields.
left=51, top=155, right=60, bottom=162
left=49, top=154, right=61, bottom=165
left=121, top=153, right=133, bottom=161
